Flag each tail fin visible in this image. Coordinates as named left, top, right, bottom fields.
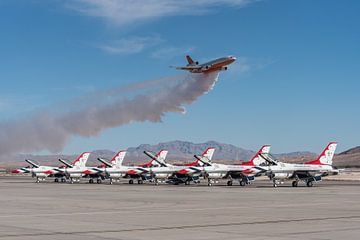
left=186, top=55, right=195, bottom=65
left=241, top=145, right=271, bottom=166
left=194, top=147, right=216, bottom=166
left=305, top=142, right=337, bottom=165
left=156, top=149, right=168, bottom=163
left=111, top=150, right=126, bottom=167
left=72, top=152, right=91, bottom=168
left=202, top=147, right=215, bottom=161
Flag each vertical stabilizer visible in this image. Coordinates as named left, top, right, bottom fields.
left=111, top=150, right=126, bottom=167
left=305, top=142, right=337, bottom=165
left=72, top=152, right=91, bottom=168
left=242, top=145, right=271, bottom=166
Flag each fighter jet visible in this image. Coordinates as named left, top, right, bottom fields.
left=58, top=152, right=103, bottom=184
left=173, top=55, right=236, bottom=73
left=260, top=142, right=339, bottom=187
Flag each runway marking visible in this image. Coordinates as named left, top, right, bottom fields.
left=1, top=215, right=360, bottom=238
left=0, top=202, right=333, bottom=218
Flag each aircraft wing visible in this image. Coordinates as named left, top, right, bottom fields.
left=173, top=66, right=201, bottom=70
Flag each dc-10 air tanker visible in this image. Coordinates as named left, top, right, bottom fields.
left=174, top=55, right=236, bottom=73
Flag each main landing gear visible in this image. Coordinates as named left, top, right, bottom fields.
left=306, top=180, right=314, bottom=187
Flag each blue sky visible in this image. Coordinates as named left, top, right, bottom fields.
left=0, top=0, right=359, bottom=154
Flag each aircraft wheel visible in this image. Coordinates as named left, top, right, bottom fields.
left=227, top=180, right=233, bottom=186
left=292, top=181, right=298, bottom=187
left=61, top=178, right=66, bottom=183
left=129, top=179, right=134, bottom=184
left=306, top=181, right=313, bottom=187
left=97, top=179, right=102, bottom=184
left=239, top=180, right=246, bottom=186
left=36, top=178, right=40, bottom=183
left=185, top=180, right=190, bottom=185
left=138, top=179, right=143, bottom=184
left=54, top=178, right=59, bottom=183
left=208, top=182, right=212, bottom=186
left=89, top=179, right=94, bottom=184
left=109, top=179, right=113, bottom=185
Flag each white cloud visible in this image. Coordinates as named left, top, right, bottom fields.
left=65, top=0, right=255, bottom=26
left=98, top=35, right=163, bottom=54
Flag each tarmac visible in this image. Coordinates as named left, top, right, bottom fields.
left=0, top=176, right=359, bottom=240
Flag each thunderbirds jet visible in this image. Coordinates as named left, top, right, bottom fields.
left=260, top=142, right=339, bottom=187
left=12, top=159, right=66, bottom=183
left=225, top=145, right=271, bottom=186
left=199, top=145, right=270, bottom=186
left=146, top=148, right=215, bottom=185
left=58, top=152, right=102, bottom=184
left=174, top=55, right=236, bottom=73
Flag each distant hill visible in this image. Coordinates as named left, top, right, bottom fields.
left=0, top=141, right=359, bottom=168
left=338, top=146, right=360, bottom=155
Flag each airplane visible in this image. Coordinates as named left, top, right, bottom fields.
left=58, top=152, right=103, bottom=184
left=259, top=142, right=339, bottom=187
left=199, top=146, right=270, bottom=186
left=225, top=145, right=271, bottom=186
left=173, top=55, right=236, bottom=73
left=97, top=150, right=127, bottom=184
left=11, top=159, right=66, bottom=183
left=163, top=147, right=216, bottom=185
left=98, top=149, right=168, bottom=184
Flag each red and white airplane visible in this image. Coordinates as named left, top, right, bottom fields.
left=58, top=152, right=103, bottom=184
left=260, top=142, right=339, bottom=187
left=198, top=145, right=270, bottom=186
left=225, top=145, right=271, bottom=186
left=174, top=55, right=236, bottom=73
left=12, top=159, right=66, bottom=183
left=146, top=148, right=216, bottom=185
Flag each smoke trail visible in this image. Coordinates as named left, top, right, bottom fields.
left=0, top=72, right=219, bottom=156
